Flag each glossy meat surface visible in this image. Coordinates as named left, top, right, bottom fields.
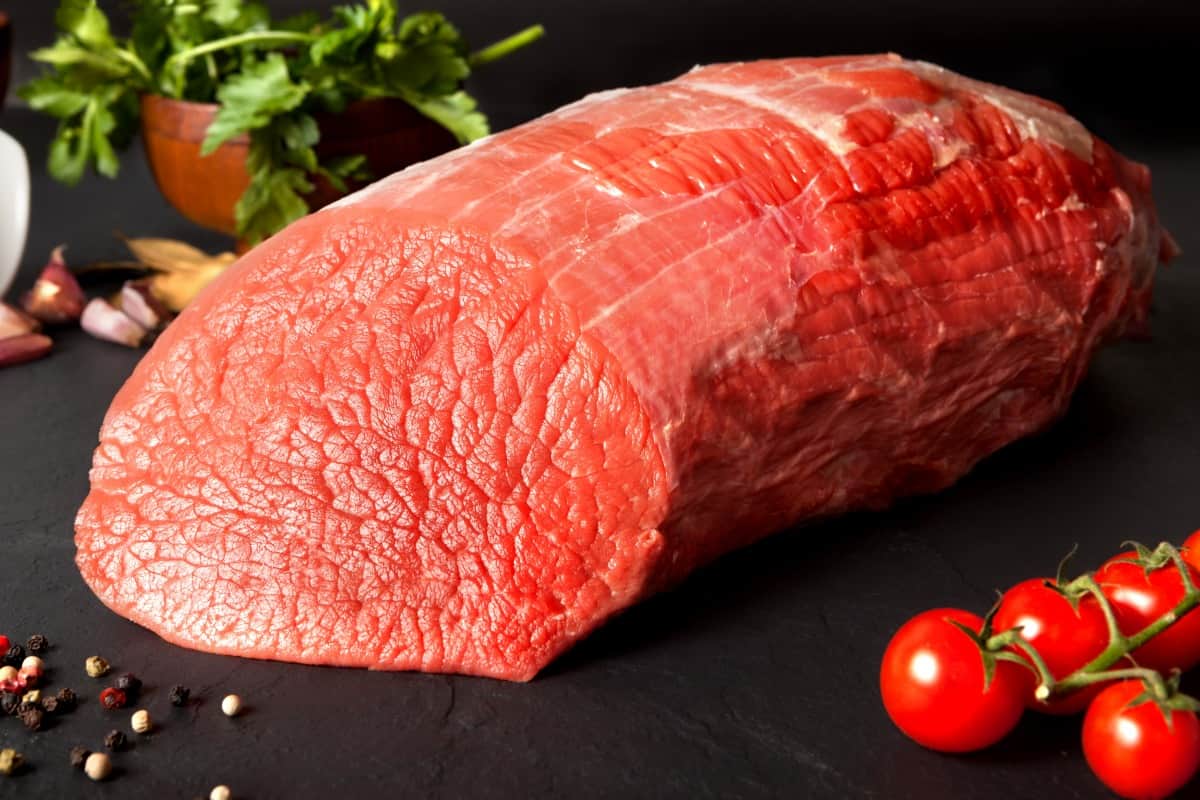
left=76, top=55, right=1169, bottom=680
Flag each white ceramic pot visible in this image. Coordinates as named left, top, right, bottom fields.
left=0, top=128, right=30, bottom=297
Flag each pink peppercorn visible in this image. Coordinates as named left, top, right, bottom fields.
left=99, top=687, right=127, bottom=710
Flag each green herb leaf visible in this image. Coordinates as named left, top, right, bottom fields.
left=28, top=43, right=129, bottom=77
left=235, top=127, right=315, bottom=245
left=276, top=113, right=319, bottom=172
left=201, top=54, right=310, bottom=154
left=401, top=89, right=488, bottom=145
left=204, top=0, right=245, bottom=28
left=55, top=0, right=114, bottom=50
left=318, top=154, right=370, bottom=193
left=48, top=123, right=91, bottom=186
left=90, top=102, right=121, bottom=178
left=17, top=76, right=91, bottom=118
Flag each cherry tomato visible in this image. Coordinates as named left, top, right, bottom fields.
left=1083, top=680, right=1200, bottom=799
left=992, top=578, right=1116, bottom=714
left=1097, top=552, right=1200, bottom=673
left=880, top=608, right=1027, bottom=752
left=1183, top=530, right=1200, bottom=575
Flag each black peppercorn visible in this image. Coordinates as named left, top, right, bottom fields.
left=16, top=701, right=37, bottom=715
left=19, top=706, right=44, bottom=731
left=3, top=645, right=23, bottom=667
left=169, top=684, right=191, bottom=707
left=0, top=692, right=18, bottom=716
left=69, top=746, right=91, bottom=769
left=26, top=635, right=48, bottom=655
left=103, top=729, right=127, bottom=751
left=40, top=696, right=59, bottom=715
left=115, top=672, right=142, bottom=698
left=56, top=687, right=77, bottom=712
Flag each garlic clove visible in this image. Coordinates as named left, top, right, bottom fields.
left=81, top=298, right=147, bottom=348
left=0, top=333, right=52, bottom=368
left=21, top=246, right=86, bottom=324
left=119, top=279, right=170, bottom=330
left=0, top=302, right=40, bottom=338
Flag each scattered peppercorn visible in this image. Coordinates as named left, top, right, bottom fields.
left=20, top=656, right=43, bottom=672
left=84, top=751, right=111, bottom=781
left=169, top=684, right=191, bottom=707
left=210, top=785, right=232, bottom=800
left=0, top=636, right=9, bottom=653
left=0, top=665, right=17, bottom=685
left=115, top=672, right=142, bottom=698
left=69, top=746, right=90, bottom=770
left=18, top=666, right=41, bottom=688
left=25, top=636, right=47, bottom=656
left=221, top=694, right=242, bottom=717
left=99, top=687, right=127, bottom=710
left=3, top=645, right=23, bottom=667
left=17, top=702, right=36, bottom=715
left=85, top=656, right=110, bottom=678
left=0, top=693, right=19, bottom=716
left=0, top=748, right=23, bottom=776
left=21, top=690, right=41, bottom=706
left=104, top=729, right=127, bottom=751
left=56, top=687, right=77, bottom=712
left=131, top=708, right=152, bottom=734
left=40, top=696, right=59, bottom=715
left=19, top=706, right=44, bottom=731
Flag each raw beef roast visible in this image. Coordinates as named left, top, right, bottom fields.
left=75, top=55, right=1172, bottom=680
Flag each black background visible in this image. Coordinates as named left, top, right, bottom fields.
left=2, top=1, right=1200, bottom=798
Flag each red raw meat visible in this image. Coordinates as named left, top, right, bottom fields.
left=75, top=55, right=1172, bottom=680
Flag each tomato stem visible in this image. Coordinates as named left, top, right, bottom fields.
left=985, top=629, right=1057, bottom=691
left=1032, top=542, right=1200, bottom=700
left=1037, top=667, right=1169, bottom=702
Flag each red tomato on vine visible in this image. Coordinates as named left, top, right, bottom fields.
left=880, top=608, right=1027, bottom=752
left=1096, top=551, right=1200, bottom=673
left=992, top=578, right=1117, bottom=714
left=1083, top=680, right=1200, bottom=800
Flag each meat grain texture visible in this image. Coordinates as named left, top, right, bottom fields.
left=76, top=55, right=1172, bottom=681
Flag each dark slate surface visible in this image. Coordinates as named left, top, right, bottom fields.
left=2, top=23, right=1199, bottom=800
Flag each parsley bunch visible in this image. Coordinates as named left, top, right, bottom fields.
left=20, top=0, right=542, bottom=243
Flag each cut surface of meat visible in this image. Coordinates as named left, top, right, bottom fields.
left=75, top=54, right=1171, bottom=681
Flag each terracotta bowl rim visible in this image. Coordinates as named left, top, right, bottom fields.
left=141, top=93, right=220, bottom=113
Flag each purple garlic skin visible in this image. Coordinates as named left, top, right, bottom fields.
left=0, top=302, right=40, bottom=339
left=21, top=246, right=86, bottom=324
left=81, top=299, right=147, bottom=348
left=0, top=334, right=52, bottom=368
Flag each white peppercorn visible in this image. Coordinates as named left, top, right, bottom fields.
left=131, top=708, right=152, bottom=734
left=84, top=752, right=112, bottom=781
left=220, top=694, right=242, bottom=717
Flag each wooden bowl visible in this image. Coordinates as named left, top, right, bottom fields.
left=140, top=94, right=457, bottom=241
left=0, top=13, right=11, bottom=108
